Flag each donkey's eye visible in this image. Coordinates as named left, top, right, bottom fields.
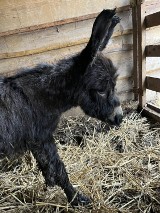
left=97, top=91, right=106, bottom=97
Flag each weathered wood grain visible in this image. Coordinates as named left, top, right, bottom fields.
left=144, top=0, right=160, bottom=17
left=132, top=3, right=138, bottom=100
left=147, top=103, right=160, bottom=113
left=0, top=6, right=131, bottom=38
left=146, top=76, right=160, bottom=92
left=0, top=0, right=130, bottom=34
left=145, top=45, right=160, bottom=57
left=0, top=46, right=134, bottom=77
left=142, top=106, right=160, bottom=122
left=137, top=1, right=146, bottom=108
left=145, top=11, right=160, bottom=28
left=0, top=10, right=133, bottom=59
left=146, top=26, right=160, bottom=45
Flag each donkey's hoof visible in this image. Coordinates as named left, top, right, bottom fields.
left=70, top=192, right=92, bottom=208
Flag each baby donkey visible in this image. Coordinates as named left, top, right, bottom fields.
left=0, top=9, right=123, bottom=206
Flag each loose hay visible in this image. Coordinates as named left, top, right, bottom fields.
left=1, top=106, right=160, bottom=213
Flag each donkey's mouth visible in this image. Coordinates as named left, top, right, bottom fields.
left=107, top=106, right=123, bottom=126
left=107, top=116, right=123, bottom=126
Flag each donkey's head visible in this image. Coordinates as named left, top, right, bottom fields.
left=78, top=56, right=123, bottom=126
left=75, top=9, right=123, bottom=125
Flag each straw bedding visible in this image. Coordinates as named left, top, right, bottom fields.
left=0, top=102, right=160, bottom=213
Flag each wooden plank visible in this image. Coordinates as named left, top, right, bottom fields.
left=132, top=4, right=138, bottom=100
left=0, top=38, right=88, bottom=60
left=144, top=0, right=160, bottom=16
left=0, top=0, right=130, bottom=35
left=137, top=1, right=146, bottom=108
left=142, top=106, right=160, bottom=122
left=0, top=18, right=93, bottom=55
left=0, top=43, right=86, bottom=76
left=145, top=45, right=160, bottom=57
left=147, top=103, right=160, bottom=113
left=0, top=5, right=131, bottom=38
left=146, top=26, right=160, bottom=45
left=146, top=76, right=160, bottom=92
left=0, top=31, right=133, bottom=60
left=145, top=11, right=160, bottom=28
left=146, top=58, right=160, bottom=73
left=0, top=13, right=97, bottom=38
left=147, top=68, right=160, bottom=76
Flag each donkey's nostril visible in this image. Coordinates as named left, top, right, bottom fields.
left=115, top=114, right=123, bottom=125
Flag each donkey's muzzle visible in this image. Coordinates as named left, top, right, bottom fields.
left=114, top=114, right=123, bottom=126
left=108, top=105, right=123, bottom=126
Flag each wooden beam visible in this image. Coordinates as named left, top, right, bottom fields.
left=0, top=38, right=88, bottom=60
left=146, top=76, right=160, bottom=92
left=0, top=13, right=97, bottom=38
left=145, top=45, right=160, bottom=57
left=145, top=11, right=160, bottom=28
left=132, top=3, right=139, bottom=100
left=137, top=0, right=146, bottom=108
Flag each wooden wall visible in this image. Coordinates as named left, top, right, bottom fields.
left=0, top=0, right=160, bottom=108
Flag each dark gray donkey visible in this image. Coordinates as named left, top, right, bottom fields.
left=0, top=9, right=123, bottom=206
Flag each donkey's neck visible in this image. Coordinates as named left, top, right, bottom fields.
left=47, top=58, right=82, bottom=112
left=27, top=58, right=82, bottom=113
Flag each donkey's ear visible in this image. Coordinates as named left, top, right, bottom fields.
left=90, top=9, right=116, bottom=53
left=99, top=15, right=121, bottom=51
left=78, top=9, right=116, bottom=74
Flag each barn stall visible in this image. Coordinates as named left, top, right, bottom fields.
left=1, top=0, right=160, bottom=212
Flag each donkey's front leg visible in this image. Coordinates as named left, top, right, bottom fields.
left=29, top=139, right=91, bottom=207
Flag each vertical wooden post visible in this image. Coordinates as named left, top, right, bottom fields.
left=137, top=0, right=146, bottom=108
left=132, top=2, right=139, bottom=100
